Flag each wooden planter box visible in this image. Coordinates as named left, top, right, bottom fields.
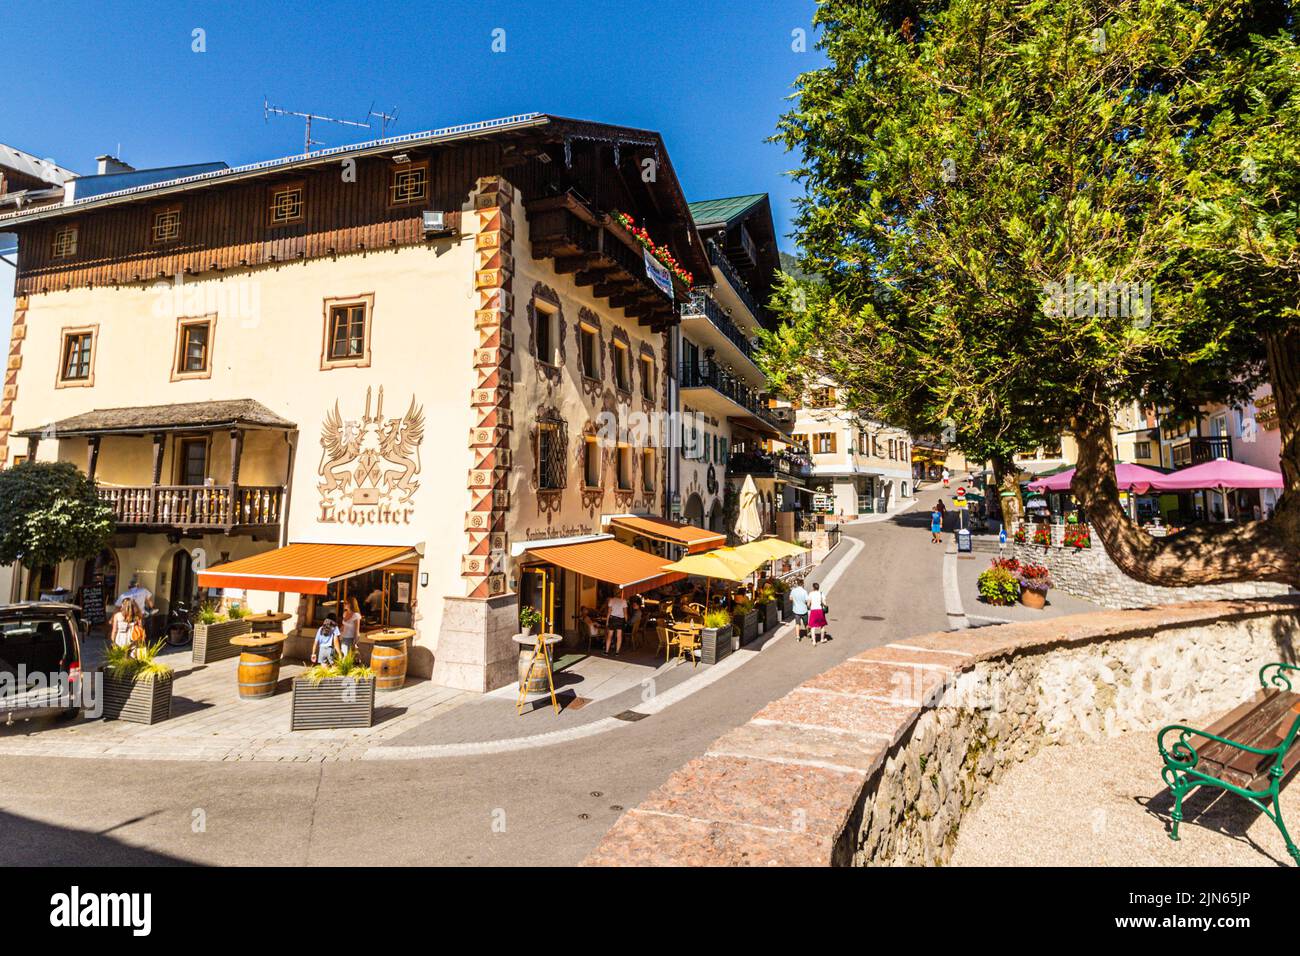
left=700, top=626, right=733, bottom=665
left=290, top=676, right=375, bottom=731
left=739, top=610, right=760, bottom=645
left=778, top=595, right=792, bottom=622
left=192, top=618, right=253, bottom=664
left=102, top=674, right=173, bottom=724
left=763, top=601, right=779, bottom=631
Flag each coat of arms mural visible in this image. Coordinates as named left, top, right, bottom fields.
left=318, top=386, right=425, bottom=525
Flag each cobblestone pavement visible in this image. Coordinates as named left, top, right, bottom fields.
left=0, top=643, right=473, bottom=762
left=951, top=730, right=1299, bottom=867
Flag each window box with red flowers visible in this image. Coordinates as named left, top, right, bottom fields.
left=610, top=211, right=694, bottom=289
left=1031, top=525, right=1051, bottom=547
left=1013, top=526, right=1028, bottom=544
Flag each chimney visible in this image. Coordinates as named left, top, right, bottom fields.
left=95, top=154, right=134, bottom=175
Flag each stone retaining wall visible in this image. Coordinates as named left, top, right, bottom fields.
left=1006, top=529, right=1292, bottom=608
left=584, top=597, right=1300, bottom=866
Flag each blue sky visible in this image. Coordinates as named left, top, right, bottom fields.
left=2, top=0, right=825, bottom=342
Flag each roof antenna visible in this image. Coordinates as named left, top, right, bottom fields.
left=263, top=97, right=373, bottom=154
left=367, top=103, right=399, bottom=138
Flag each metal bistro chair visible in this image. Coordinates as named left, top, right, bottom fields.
left=656, top=622, right=679, bottom=664
left=674, top=624, right=702, bottom=667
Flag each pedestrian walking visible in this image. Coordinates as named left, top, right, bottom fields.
left=339, top=597, right=362, bottom=659
left=108, top=598, right=143, bottom=651
left=930, top=506, right=944, bottom=543
left=789, top=581, right=810, bottom=641
left=807, top=583, right=828, bottom=644
left=312, top=615, right=341, bottom=666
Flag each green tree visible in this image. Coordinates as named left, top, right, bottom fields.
left=0, top=461, right=115, bottom=571
left=765, top=0, right=1299, bottom=586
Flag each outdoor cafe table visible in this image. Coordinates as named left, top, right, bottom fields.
left=231, top=633, right=288, bottom=700
left=360, top=627, right=415, bottom=691
left=246, top=612, right=292, bottom=634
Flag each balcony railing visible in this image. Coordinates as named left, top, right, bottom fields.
left=679, top=360, right=783, bottom=429
left=680, top=291, right=758, bottom=364
left=728, top=450, right=812, bottom=481
left=98, top=483, right=284, bottom=531
left=707, top=240, right=762, bottom=320
left=1171, top=436, right=1233, bottom=467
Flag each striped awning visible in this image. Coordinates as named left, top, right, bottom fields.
left=609, top=515, right=725, bottom=553
left=197, top=543, right=418, bottom=595
left=523, top=539, right=685, bottom=595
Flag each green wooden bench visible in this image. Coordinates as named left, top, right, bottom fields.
left=1158, top=662, right=1300, bottom=865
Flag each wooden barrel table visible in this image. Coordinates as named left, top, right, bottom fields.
left=513, top=633, right=562, bottom=694
left=231, top=634, right=287, bottom=700
left=361, top=628, right=415, bottom=692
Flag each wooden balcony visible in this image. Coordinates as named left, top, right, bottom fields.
left=98, top=483, right=284, bottom=533
left=525, top=194, right=684, bottom=330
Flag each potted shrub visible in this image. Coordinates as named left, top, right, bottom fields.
left=102, top=640, right=174, bottom=725
left=290, top=652, right=375, bottom=731
left=700, top=609, right=733, bottom=665
left=733, top=596, right=760, bottom=645
left=519, top=605, right=542, bottom=637
left=772, top=578, right=792, bottom=621
left=976, top=560, right=1020, bottom=607
left=1016, top=563, right=1054, bottom=609
left=757, top=584, right=779, bottom=630
left=192, top=601, right=253, bottom=664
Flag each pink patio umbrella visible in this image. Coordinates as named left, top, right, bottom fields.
left=1027, top=462, right=1167, bottom=494
left=1150, top=458, right=1284, bottom=494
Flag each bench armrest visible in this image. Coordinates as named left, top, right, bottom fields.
left=1259, top=662, right=1300, bottom=692
left=1158, top=722, right=1287, bottom=773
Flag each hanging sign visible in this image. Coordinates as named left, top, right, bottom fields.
left=644, top=248, right=674, bottom=300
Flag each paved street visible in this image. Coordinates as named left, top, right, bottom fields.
left=0, top=502, right=955, bottom=865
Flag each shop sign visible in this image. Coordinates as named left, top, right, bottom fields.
left=318, top=386, right=424, bottom=525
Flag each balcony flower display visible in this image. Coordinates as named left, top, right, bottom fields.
left=1032, top=525, right=1051, bottom=547
left=1013, top=526, right=1028, bottom=544
left=612, top=211, right=694, bottom=288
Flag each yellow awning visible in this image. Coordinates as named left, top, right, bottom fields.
left=197, top=543, right=418, bottom=595
left=524, top=539, right=685, bottom=595
left=609, top=515, right=725, bottom=553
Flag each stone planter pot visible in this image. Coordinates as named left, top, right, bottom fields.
left=192, top=618, right=253, bottom=664
left=1020, top=588, right=1047, bottom=610
left=700, top=626, right=733, bottom=665
left=739, top=610, right=760, bottom=645
left=290, top=676, right=375, bottom=731
left=102, top=674, right=173, bottom=724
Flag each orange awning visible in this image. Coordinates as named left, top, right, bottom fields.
left=197, top=543, right=418, bottom=595
left=609, top=515, right=725, bottom=554
left=524, top=538, right=685, bottom=596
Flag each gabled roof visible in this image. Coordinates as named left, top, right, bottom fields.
left=687, top=193, right=768, bottom=229
left=18, top=399, right=296, bottom=438
left=0, top=144, right=74, bottom=187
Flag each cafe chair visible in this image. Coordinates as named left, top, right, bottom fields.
left=656, top=623, right=679, bottom=663
left=674, top=625, right=702, bottom=667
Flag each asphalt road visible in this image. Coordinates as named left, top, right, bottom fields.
left=0, top=502, right=949, bottom=866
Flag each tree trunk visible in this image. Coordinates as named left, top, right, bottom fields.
left=993, top=454, right=1023, bottom=532
left=1069, top=339, right=1300, bottom=587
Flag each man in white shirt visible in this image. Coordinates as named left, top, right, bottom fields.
left=116, top=576, right=154, bottom=614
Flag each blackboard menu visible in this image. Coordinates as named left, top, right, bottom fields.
left=79, top=585, right=107, bottom=624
